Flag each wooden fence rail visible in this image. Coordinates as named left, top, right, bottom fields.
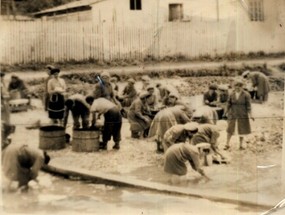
left=0, top=20, right=284, bottom=65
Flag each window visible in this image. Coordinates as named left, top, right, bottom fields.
left=169, top=4, right=183, bottom=22
left=130, top=0, right=142, bottom=10
left=249, top=0, right=264, bottom=22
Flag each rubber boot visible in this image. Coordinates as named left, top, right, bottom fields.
left=99, top=142, right=107, bottom=150
left=131, top=131, right=140, bottom=139
left=156, top=140, right=164, bottom=154
left=113, top=142, right=120, bottom=150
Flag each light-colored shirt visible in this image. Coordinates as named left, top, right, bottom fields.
left=91, top=97, right=117, bottom=114
left=47, top=77, right=66, bottom=94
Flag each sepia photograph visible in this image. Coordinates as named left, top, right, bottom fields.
left=1, top=0, right=285, bottom=214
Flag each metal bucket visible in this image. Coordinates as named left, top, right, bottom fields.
left=72, top=128, right=100, bottom=152
left=39, top=125, right=66, bottom=150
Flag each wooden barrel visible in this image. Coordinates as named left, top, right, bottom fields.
left=39, top=125, right=66, bottom=150
left=72, top=129, right=100, bottom=152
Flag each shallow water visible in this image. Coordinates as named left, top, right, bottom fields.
left=1, top=172, right=266, bottom=215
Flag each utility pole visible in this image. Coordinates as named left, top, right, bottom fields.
left=216, top=0, right=219, bottom=22
left=281, top=75, right=285, bottom=194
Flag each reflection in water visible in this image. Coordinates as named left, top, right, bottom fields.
left=1, top=172, right=264, bottom=215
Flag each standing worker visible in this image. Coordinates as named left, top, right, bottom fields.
left=90, top=97, right=122, bottom=150
left=2, top=143, right=50, bottom=191
left=43, top=65, right=55, bottom=111
left=47, top=68, right=66, bottom=125
left=63, top=94, right=94, bottom=129
left=224, top=79, right=254, bottom=150
left=242, top=70, right=270, bottom=103
left=93, top=72, right=121, bottom=107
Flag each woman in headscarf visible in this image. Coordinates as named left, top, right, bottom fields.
left=128, top=91, right=152, bottom=138
left=47, top=68, right=66, bottom=125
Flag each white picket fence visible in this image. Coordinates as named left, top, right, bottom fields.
left=0, top=20, right=284, bottom=65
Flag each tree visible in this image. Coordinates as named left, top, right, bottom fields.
left=1, top=0, right=76, bottom=16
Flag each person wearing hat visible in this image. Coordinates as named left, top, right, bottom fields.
left=191, top=123, right=226, bottom=161
left=63, top=94, right=94, bottom=129
left=8, top=75, right=29, bottom=100
left=110, top=76, right=119, bottom=97
left=164, top=142, right=209, bottom=184
left=163, top=92, right=193, bottom=120
left=241, top=70, right=270, bottom=103
left=203, top=84, right=218, bottom=107
left=47, top=68, right=66, bottom=125
left=1, top=71, right=11, bottom=124
left=118, top=78, right=137, bottom=107
left=2, top=143, right=50, bottom=191
left=192, top=105, right=219, bottom=125
left=215, top=84, right=229, bottom=119
left=93, top=71, right=121, bottom=108
left=90, top=97, right=122, bottom=150
left=224, top=79, right=254, bottom=150
left=148, top=105, right=191, bottom=153
left=127, top=91, right=153, bottom=138
left=146, top=84, right=159, bottom=113
left=141, top=75, right=151, bottom=90
left=162, top=122, right=199, bottom=152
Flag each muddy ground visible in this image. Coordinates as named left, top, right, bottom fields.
left=6, top=70, right=284, bottom=207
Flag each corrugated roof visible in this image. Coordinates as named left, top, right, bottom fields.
left=33, top=0, right=105, bottom=15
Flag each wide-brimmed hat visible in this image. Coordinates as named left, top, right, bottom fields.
left=184, top=122, right=199, bottom=132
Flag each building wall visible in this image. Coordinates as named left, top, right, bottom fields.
left=91, top=0, right=158, bottom=27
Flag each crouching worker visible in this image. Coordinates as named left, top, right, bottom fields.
left=2, top=143, right=50, bottom=191
left=128, top=91, right=152, bottom=138
left=164, top=143, right=209, bottom=185
left=63, top=94, right=94, bottom=129
left=163, top=122, right=199, bottom=153
left=91, top=97, right=122, bottom=150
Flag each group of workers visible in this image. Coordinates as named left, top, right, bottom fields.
left=1, top=66, right=270, bottom=188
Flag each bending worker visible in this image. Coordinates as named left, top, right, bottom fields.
left=2, top=143, right=50, bottom=191
left=164, top=142, right=209, bottom=184
left=91, top=97, right=122, bottom=150
left=64, top=94, right=94, bottom=129
left=163, top=122, right=199, bottom=152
